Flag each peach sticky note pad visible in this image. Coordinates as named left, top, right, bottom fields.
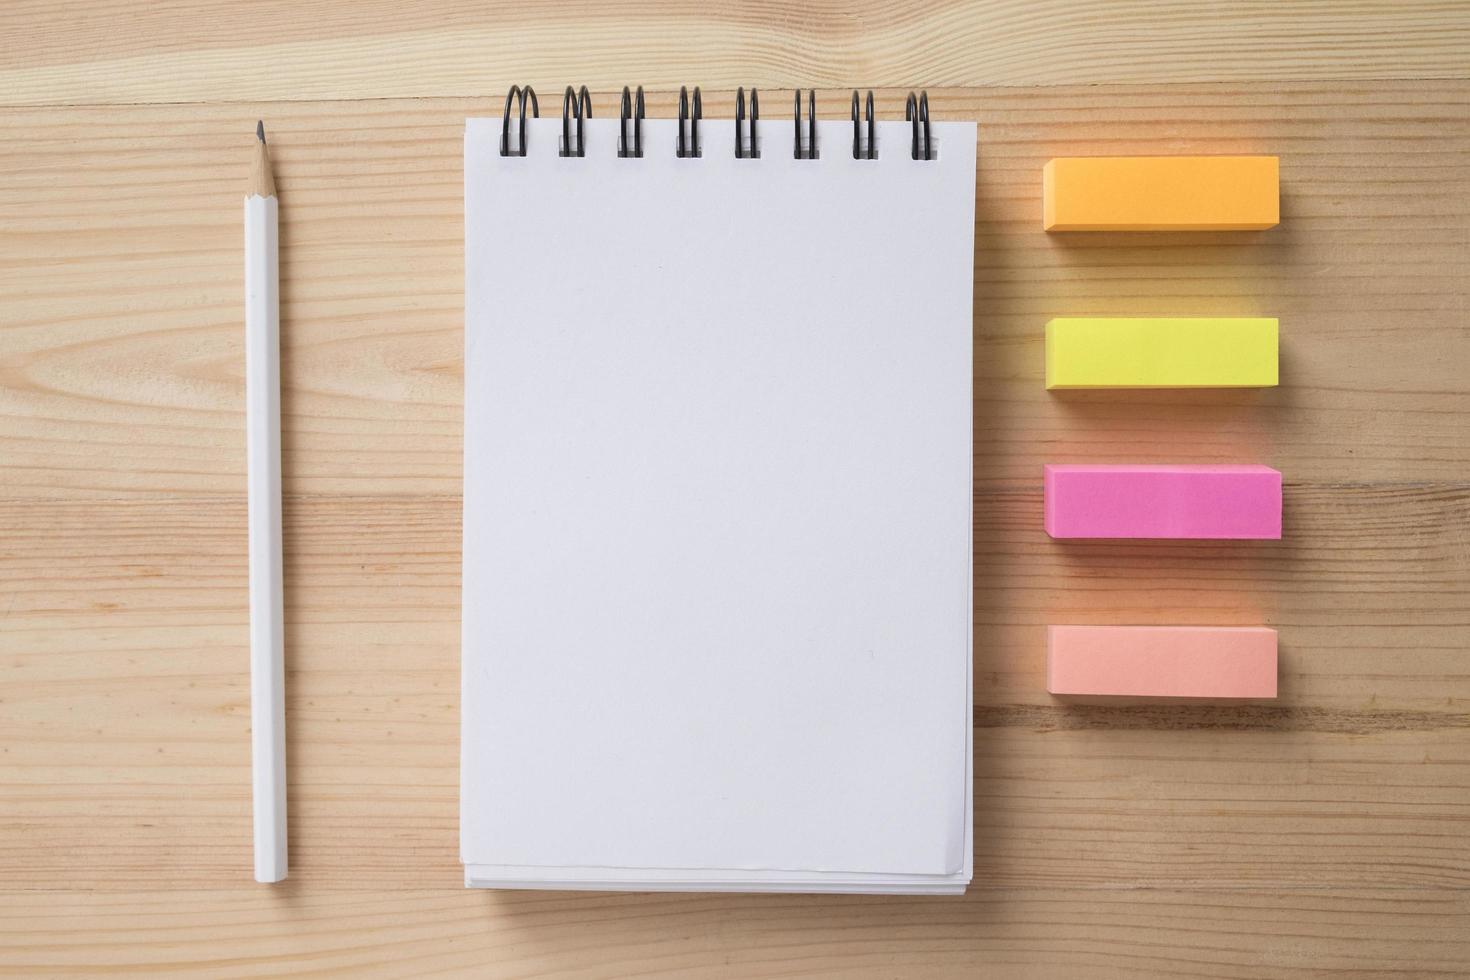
left=1043, top=156, right=1279, bottom=231
left=1048, top=625, right=1278, bottom=700
left=1044, top=464, right=1282, bottom=539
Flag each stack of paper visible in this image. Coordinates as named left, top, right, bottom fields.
left=461, top=115, right=976, bottom=893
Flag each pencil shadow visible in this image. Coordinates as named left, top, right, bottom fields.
left=271, top=168, right=308, bottom=881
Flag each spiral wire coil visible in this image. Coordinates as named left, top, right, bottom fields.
left=498, top=86, right=935, bottom=160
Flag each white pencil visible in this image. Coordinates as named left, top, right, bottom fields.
left=245, top=121, right=286, bottom=883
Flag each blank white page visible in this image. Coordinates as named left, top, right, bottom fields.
left=463, top=115, right=975, bottom=877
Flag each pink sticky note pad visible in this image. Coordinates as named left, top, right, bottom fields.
left=1044, top=464, right=1281, bottom=539
left=1047, top=625, right=1278, bottom=700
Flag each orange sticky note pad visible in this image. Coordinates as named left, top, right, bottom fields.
left=1047, top=626, right=1278, bottom=701
left=1043, top=156, right=1279, bottom=231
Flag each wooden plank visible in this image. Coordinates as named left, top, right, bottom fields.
left=2, top=1, right=1468, bottom=105
left=1, top=83, right=1466, bottom=501
left=1, top=886, right=1467, bottom=978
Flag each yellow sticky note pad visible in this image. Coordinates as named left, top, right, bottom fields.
left=1045, top=317, right=1279, bottom=389
left=1043, top=156, right=1279, bottom=231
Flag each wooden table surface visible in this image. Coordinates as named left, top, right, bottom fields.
left=3, top=2, right=1468, bottom=976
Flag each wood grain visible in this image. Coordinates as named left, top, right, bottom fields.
left=3, top=490, right=1467, bottom=898
left=4, top=1, right=1470, bottom=105
left=3, top=887, right=1468, bottom=979
left=2, top=3, right=1469, bottom=974
left=3, top=85, right=1466, bottom=500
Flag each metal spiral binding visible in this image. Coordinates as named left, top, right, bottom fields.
left=906, top=91, right=933, bottom=161
left=677, top=86, right=702, bottom=158
left=793, top=90, right=817, bottom=159
left=735, top=87, right=760, bottom=158
left=501, top=84, right=932, bottom=161
left=500, top=85, right=539, bottom=157
left=619, top=86, right=645, bottom=158
left=561, top=86, right=592, bottom=157
left=851, top=90, right=876, bottom=160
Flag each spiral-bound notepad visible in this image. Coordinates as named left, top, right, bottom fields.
left=462, top=88, right=976, bottom=894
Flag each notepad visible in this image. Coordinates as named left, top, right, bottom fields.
left=461, top=108, right=977, bottom=894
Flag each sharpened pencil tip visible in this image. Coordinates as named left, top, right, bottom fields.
left=249, top=121, right=275, bottom=197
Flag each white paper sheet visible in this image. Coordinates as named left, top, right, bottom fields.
left=462, top=115, right=975, bottom=889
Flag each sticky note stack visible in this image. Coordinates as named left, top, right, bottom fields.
left=1046, top=317, right=1278, bottom=389
left=1043, top=156, right=1279, bottom=232
left=1044, top=464, right=1282, bottom=540
left=1048, top=626, right=1278, bottom=700
left=1042, top=154, right=1282, bottom=700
